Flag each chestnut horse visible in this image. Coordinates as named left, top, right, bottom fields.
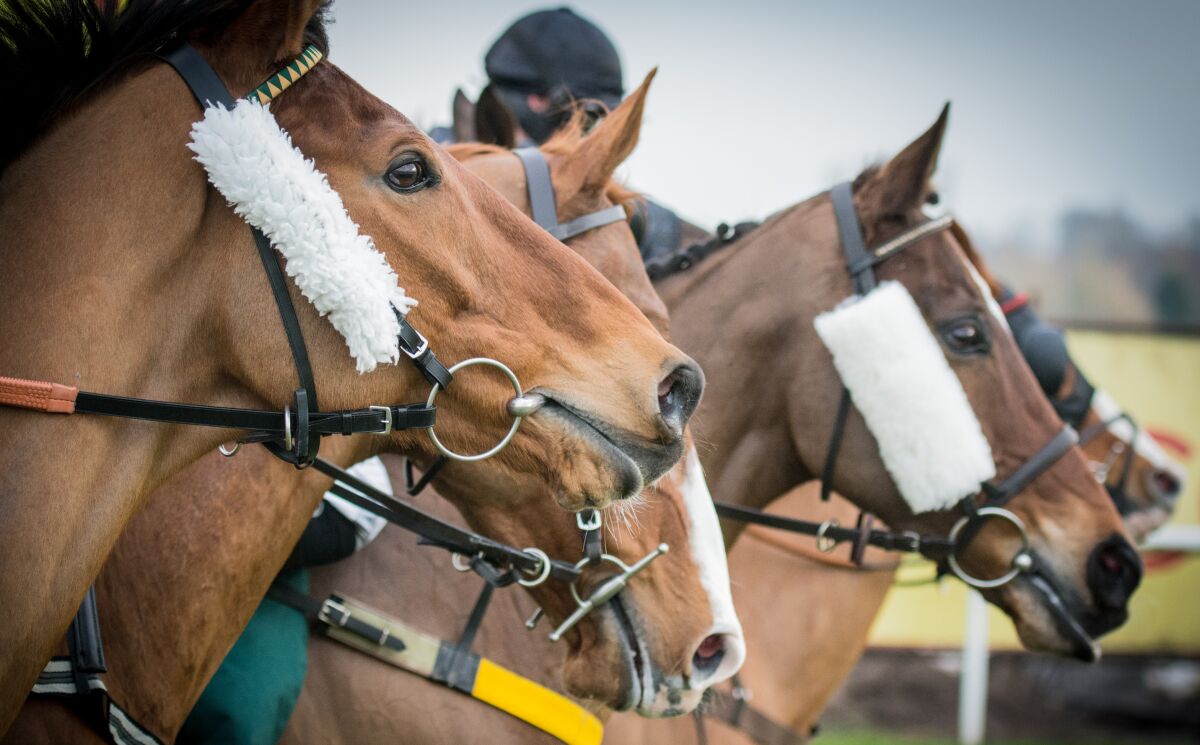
left=607, top=107, right=1142, bottom=743
left=0, top=0, right=701, bottom=730
left=660, top=239, right=1190, bottom=745
left=5, top=74, right=741, bottom=743
left=278, top=84, right=744, bottom=743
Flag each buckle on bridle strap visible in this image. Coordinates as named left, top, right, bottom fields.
left=368, top=405, right=393, bottom=436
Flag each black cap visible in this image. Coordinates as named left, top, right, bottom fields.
left=485, top=7, right=624, bottom=108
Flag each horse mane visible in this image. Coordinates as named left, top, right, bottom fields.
left=446, top=109, right=643, bottom=219
left=0, top=0, right=331, bottom=174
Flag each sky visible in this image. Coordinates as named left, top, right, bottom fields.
left=328, top=1, right=1200, bottom=246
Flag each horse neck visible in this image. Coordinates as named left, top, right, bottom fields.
left=93, top=435, right=374, bottom=740
left=0, top=63, right=283, bottom=724
left=656, top=200, right=839, bottom=547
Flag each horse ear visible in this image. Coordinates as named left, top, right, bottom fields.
left=873, top=103, right=950, bottom=215
left=451, top=89, right=477, bottom=143
left=560, top=68, right=656, bottom=195
left=207, top=0, right=325, bottom=84
left=474, top=84, right=517, bottom=148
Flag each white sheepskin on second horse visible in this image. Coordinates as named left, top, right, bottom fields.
left=814, top=280, right=996, bottom=514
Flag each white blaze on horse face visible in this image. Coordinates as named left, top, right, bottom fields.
left=189, top=99, right=416, bottom=373
left=814, top=280, right=997, bottom=514
left=679, top=444, right=746, bottom=684
left=960, top=254, right=1009, bottom=329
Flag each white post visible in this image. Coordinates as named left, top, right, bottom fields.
left=958, top=589, right=990, bottom=745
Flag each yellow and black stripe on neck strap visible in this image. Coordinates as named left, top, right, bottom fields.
left=311, top=593, right=603, bottom=745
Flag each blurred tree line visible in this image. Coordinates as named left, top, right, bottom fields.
left=981, top=209, right=1200, bottom=331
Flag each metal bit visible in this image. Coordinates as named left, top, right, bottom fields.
left=506, top=393, right=546, bottom=418
left=524, top=607, right=545, bottom=630
left=549, top=543, right=668, bottom=642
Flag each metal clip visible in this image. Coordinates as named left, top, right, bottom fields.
left=217, top=442, right=241, bottom=457
left=548, top=543, right=669, bottom=642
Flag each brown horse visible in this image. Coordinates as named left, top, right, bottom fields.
left=277, top=87, right=744, bottom=743
left=607, top=108, right=1146, bottom=744
left=4, top=74, right=741, bottom=743
left=609, top=225, right=1186, bottom=744
left=0, top=0, right=701, bottom=731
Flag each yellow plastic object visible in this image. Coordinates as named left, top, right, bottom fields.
left=472, top=658, right=603, bottom=745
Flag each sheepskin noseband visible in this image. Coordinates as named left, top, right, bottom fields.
left=814, top=280, right=996, bottom=513
left=188, top=96, right=416, bottom=373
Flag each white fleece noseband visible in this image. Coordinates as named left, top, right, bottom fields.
left=188, top=99, right=415, bottom=373
left=814, top=280, right=996, bottom=513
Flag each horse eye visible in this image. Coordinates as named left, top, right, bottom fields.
left=941, top=317, right=990, bottom=355
left=385, top=158, right=431, bottom=193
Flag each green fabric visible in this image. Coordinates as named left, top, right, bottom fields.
left=178, top=568, right=311, bottom=745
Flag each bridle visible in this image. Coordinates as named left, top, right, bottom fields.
left=1001, top=289, right=1144, bottom=515
left=513, top=146, right=628, bottom=240
left=20, top=44, right=661, bottom=739
left=712, top=183, right=1080, bottom=591
left=401, top=144, right=668, bottom=644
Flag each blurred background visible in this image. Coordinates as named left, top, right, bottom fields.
left=331, top=2, right=1198, bottom=743
left=331, top=0, right=1200, bottom=332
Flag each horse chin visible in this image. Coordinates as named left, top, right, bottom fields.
left=998, top=572, right=1101, bottom=662
left=609, top=597, right=705, bottom=717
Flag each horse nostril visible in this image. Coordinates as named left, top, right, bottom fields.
left=658, top=362, right=704, bottom=434
left=1152, top=469, right=1182, bottom=500
left=692, top=634, right=726, bottom=676
left=1087, top=536, right=1142, bottom=611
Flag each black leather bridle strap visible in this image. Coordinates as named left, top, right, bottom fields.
left=551, top=205, right=626, bottom=241
left=702, top=684, right=811, bottom=745
left=714, top=501, right=954, bottom=560
left=396, top=310, right=453, bottom=390
left=952, top=425, right=1079, bottom=554
left=160, top=42, right=323, bottom=463
left=980, top=425, right=1079, bottom=510
left=310, top=457, right=581, bottom=583
left=513, top=147, right=559, bottom=231
left=158, top=43, right=232, bottom=108
left=818, top=389, right=852, bottom=502
left=513, top=146, right=628, bottom=241
left=830, top=182, right=875, bottom=294
left=71, top=392, right=432, bottom=436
